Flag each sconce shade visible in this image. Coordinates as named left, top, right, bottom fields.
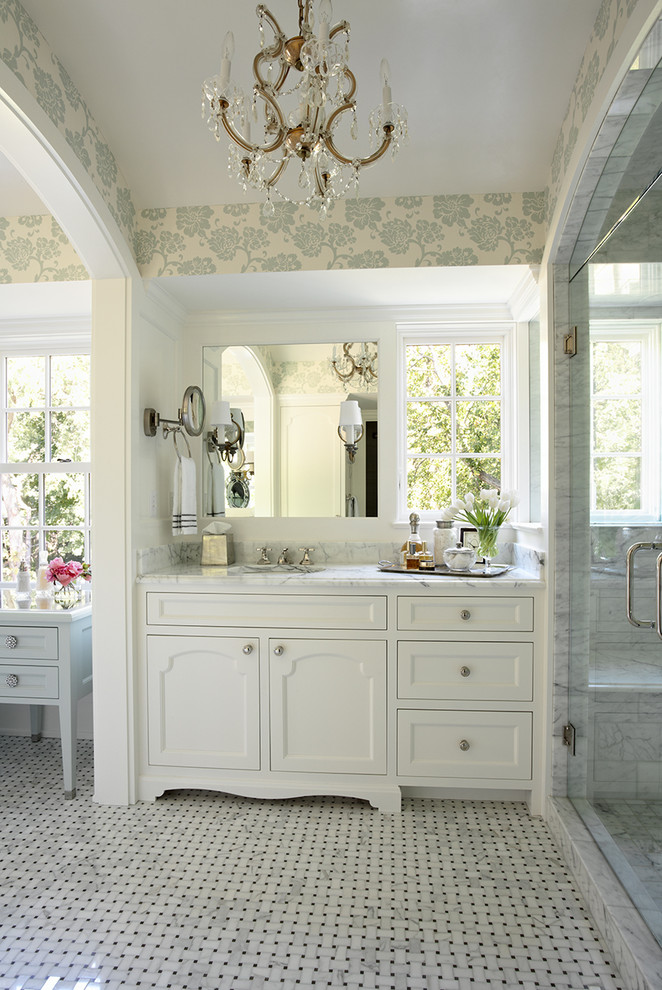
left=339, top=400, right=362, bottom=428
left=210, top=400, right=232, bottom=427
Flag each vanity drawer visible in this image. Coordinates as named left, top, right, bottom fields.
left=397, top=596, right=533, bottom=633
left=0, top=626, right=58, bottom=660
left=397, top=641, right=533, bottom=702
left=147, top=592, right=387, bottom=630
left=0, top=663, right=59, bottom=700
left=397, top=710, right=532, bottom=779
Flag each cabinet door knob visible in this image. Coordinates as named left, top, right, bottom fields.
left=242, top=644, right=253, bottom=655
left=5, top=673, right=18, bottom=688
left=5, top=635, right=18, bottom=649
left=460, top=666, right=471, bottom=677
left=459, top=609, right=471, bottom=621
left=273, top=645, right=284, bottom=656
left=459, top=739, right=470, bottom=751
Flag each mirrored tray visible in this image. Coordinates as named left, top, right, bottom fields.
left=377, top=563, right=512, bottom=578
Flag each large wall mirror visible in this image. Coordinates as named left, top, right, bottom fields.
left=203, top=342, right=378, bottom=518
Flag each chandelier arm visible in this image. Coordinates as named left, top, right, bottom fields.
left=257, top=5, right=285, bottom=44
left=264, top=155, right=289, bottom=189
left=220, top=109, right=285, bottom=156
left=254, top=50, right=290, bottom=93
left=324, top=98, right=395, bottom=167
left=329, top=19, right=350, bottom=41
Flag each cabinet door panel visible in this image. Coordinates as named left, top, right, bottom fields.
left=270, top=639, right=386, bottom=774
left=147, top=636, right=259, bottom=770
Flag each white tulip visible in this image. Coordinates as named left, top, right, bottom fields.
left=497, top=498, right=510, bottom=512
left=463, top=492, right=475, bottom=506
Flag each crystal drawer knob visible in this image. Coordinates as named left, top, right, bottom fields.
left=273, top=645, right=284, bottom=656
left=460, top=666, right=471, bottom=677
left=5, top=673, right=18, bottom=688
left=5, top=635, right=18, bottom=649
left=459, top=609, right=471, bottom=621
left=242, top=644, right=253, bottom=655
left=459, top=739, right=470, bottom=752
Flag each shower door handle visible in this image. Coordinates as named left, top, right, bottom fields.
left=656, top=553, right=662, bottom=642
left=625, top=541, right=661, bottom=629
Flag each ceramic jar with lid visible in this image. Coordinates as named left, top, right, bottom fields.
left=442, top=542, right=477, bottom=572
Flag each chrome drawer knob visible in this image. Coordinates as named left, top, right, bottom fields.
left=273, top=645, right=284, bottom=656
left=460, top=666, right=471, bottom=677
left=5, top=673, right=18, bottom=688
left=5, top=635, right=18, bottom=649
left=242, top=644, right=253, bottom=655
left=459, top=739, right=470, bottom=752
left=459, top=609, right=471, bottom=621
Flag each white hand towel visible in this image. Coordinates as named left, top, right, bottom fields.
left=206, top=461, right=226, bottom=517
left=172, top=454, right=197, bottom=535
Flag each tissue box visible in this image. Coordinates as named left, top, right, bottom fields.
left=201, top=533, right=235, bottom=565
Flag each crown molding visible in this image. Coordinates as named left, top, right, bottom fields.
left=508, top=267, right=541, bottom=321
left=0, top=314, right=91, bottom=348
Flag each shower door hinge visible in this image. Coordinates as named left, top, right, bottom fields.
left=563, top=327, right=578, bottom=357
left=562, top=723, right=576, bottom=755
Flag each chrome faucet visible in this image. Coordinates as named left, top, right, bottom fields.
left=298, top=547, right=315, bottom=565
left=277, top=548, right=290, bottom=565
left=256, top=546, right=272, bottom=564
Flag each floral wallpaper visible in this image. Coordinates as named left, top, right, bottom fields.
left=0, top=214, right=86, bottom=282
left=135, top=193, right=547, bottom=278
left=0, top=0, right=136, bottom=251
left=547, top=0, right=642, bottom=223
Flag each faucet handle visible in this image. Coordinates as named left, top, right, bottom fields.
left=257, top=546, right=272, bottom=564
left=277, top=548, right=290, bottom=565
left=298, top=547, right=315, bottom=565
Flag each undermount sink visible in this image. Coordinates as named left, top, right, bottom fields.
left=241, top=563, right=326, bottom=573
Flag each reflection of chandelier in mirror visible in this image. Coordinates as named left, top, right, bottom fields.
left=331, top=342, right=378, bottom=389
left=202, top=0, right=407, bottom=215
left=206, top=401, right=246, bottom=467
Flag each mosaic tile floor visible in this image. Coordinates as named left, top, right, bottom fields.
left=0, top=735, right=624, bottom=990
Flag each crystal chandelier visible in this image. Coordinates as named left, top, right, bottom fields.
left=331, top=342, right=378, bottom=389
left=202, top=0, right=407, bottom=214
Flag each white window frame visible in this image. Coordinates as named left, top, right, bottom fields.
left=590, top=319, right=660, bottom=524
left=0, top=343, right=91, bottom=583
left=397, top=322, right=518, bottom=523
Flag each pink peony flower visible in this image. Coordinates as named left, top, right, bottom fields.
left=45, top=556, right=91, bottom=586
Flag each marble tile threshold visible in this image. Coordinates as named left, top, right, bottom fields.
left=548, top=797, right=662, bottom=990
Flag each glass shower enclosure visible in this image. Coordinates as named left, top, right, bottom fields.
left=567, top=19, right=662, bottom=946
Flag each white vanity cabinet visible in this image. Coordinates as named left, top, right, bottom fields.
left=137, top=575, right=544, bottom=813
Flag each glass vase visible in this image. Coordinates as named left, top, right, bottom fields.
left=476, top=526, right=500, bottom=572
left=53, top=581, right=82, bottom=609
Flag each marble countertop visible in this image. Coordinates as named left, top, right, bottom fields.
left=136, top=562, right=543, bottom=589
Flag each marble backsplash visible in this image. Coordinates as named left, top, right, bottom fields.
left=136, top=536, right=543, bottom=575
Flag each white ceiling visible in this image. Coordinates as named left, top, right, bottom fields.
left=1, top=0, right=603, bottom=215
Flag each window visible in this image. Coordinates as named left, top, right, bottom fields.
left=400, top=324, right=515, bottom=518
left=0, top=351, right=91, bottom=583
left=590, top=321, right=659, bottom=521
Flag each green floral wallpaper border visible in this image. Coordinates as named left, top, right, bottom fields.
left=135, top=193, right=547, bottom=278
left=0, top=213, right=86, bottom=282
left=547, top=0, right=642, bottom=223
left=0, top=0, right=136, bottom=251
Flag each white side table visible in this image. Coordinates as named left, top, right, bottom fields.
left=0, top=596, right=92, bottom=798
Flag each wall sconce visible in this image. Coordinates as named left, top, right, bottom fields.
left=207, top=401, right=245, bottom=467
left=338, top=399, right=364, bottom=463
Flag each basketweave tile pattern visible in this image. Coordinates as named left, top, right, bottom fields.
left=0, top=735, right=622, bottom=990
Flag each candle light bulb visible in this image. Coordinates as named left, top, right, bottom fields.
left=380, top=58, right=392, bottom=112
left=319, top=0, right=332, bottom=41
left=219, top=30, right=235, bottom=91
